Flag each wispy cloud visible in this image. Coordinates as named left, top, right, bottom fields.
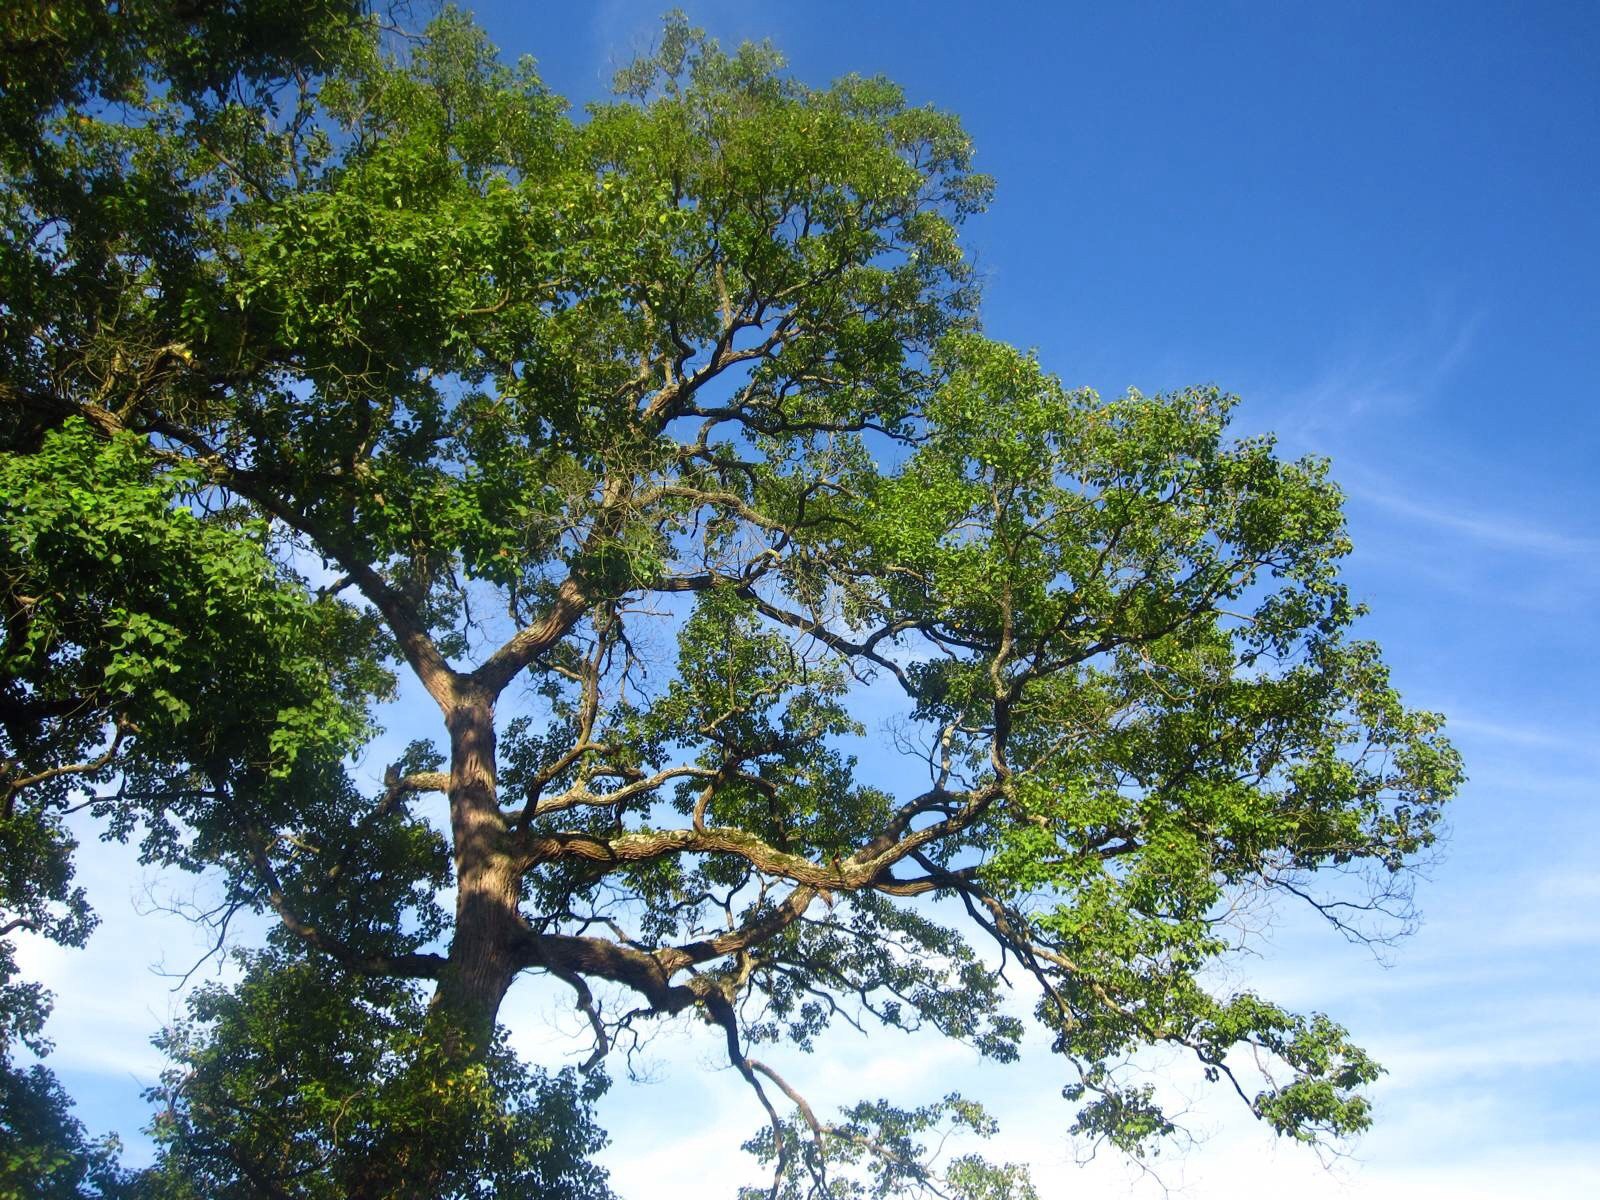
left=1376, top=1007, right=1600, bottom=1085
left=1268, top=304, right=1486, bottom=445
left=1345, top=484, right=1600, bottom=559
left=1439, top=713, right=1600, bottom=758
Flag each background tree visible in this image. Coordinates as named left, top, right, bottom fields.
left=1, top=6, right=1461, bottom=1197
left=1, top=4, right=402, bottom=1195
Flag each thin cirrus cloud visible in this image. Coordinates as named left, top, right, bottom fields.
left=1254, top=306, right=1486, bottom=446
left=1346, top=482, right=1600, bottom=560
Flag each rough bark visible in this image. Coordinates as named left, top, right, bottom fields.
left=431, top=690, right=523, bottom=1056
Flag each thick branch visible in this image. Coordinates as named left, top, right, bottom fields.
left=468, top=577, right=588, bottom=699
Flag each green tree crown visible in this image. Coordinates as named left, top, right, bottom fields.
left=1, top=6, right=1461, bottom=1197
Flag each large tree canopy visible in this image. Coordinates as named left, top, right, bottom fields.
left=1, top=5, right=1461, bottom=1198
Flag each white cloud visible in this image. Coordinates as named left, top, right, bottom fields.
left=1263, top=305, right=1485, bottom=447
left=1443, top=713, right=1600, bottom=752
left=12, top=834, right=224, bottom=1082
left=1345, top=483, right=1600, bottom=560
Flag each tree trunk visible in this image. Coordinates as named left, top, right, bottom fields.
left=432, top=689, right=523, bottom=1056
left=345, top=692, right=527, bottom=1199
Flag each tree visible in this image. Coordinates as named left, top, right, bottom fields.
left=1, top=6, right=1462, bottom=1197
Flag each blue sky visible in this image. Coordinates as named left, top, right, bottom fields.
left=22, top=2, right=1600, bottom=1196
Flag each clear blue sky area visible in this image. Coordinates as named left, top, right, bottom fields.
left=35, top=4, right=1599, bottom=1196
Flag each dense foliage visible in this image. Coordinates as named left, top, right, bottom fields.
left=1, top=4, right=1460, bottom=1197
